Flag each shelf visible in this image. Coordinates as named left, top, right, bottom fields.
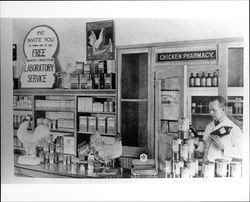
left=14, top=88, right=116, bottom=96
left=50, top=129, right=74, bottom=133
left=35, top=108, right=74, bottom=112
left=13, top=108, right=32, bottom=111
left=78, top=131, right=115, bottom=137
left=230, top=114, right=243, bottom=117
left=187, top=87, right=218, bottom=96
left=192, top=113, right=211, bottom=116
left=14, top=127, right=33, bottom=130
left=78, top=111, right=115, bottom=115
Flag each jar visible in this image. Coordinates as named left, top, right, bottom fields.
left=203, top=161, right=215, bottom=178
left=215, top=158, right=230, bottom=177
left=230, top=159, right=242, bottom=177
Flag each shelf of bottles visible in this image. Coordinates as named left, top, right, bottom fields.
left=227, top=96, right=243, bottom=129
left=189, top=69, right=219, bottom=88
left=191, top=96, right=215, bottom=135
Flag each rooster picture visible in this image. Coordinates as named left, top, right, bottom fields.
left=17, top=115, right=51, bottom=165
left=88, top=27, right=106, bottom=55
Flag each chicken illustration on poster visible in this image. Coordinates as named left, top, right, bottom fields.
left=87, top=20, right=114, bottom=60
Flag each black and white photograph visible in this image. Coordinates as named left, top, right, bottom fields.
left=1, top=1, right=249, bottom=202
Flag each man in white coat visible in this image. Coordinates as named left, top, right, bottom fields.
left=196, top=96, right=243, bottom=162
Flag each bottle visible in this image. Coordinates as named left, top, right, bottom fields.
left=197, top=102, right=203, bottom=113
left=189, top=73, right=195, bottom=87
left=200, top=72, right=206, bottom=87
left=212, top=72, right=218, bottom=87
left=194, top=73, right=200, bottom=87
left=206, top=73, right=212, bottom=87
left=191, top=102, right=196, bottom=114
left=99, top=73, right=105, bottom=89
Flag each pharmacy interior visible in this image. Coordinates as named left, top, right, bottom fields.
left=12, top=19, right=245, bottom=178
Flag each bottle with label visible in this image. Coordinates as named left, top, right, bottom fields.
left=212, top=72, right=218, bottom=87
left=200, top=72, right=206, bottom=87
left=206, top=73, right=212, bottom=87
left=191, top=102, right=196, bottom=114
left=189, top=73, right=195, bottom=87
left=194, top=73, right=201, bottom=87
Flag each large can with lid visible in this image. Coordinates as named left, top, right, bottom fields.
left=230, top=159, right=242, bottom=177
left=215, top=158, right=230, bottom=177
left=203, top=161, right=215, bottom=178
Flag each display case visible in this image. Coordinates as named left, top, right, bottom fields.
left=117, top=47, right=154, bottom=168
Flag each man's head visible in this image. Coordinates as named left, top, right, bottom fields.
left=209, top=96, right=227, bottom=121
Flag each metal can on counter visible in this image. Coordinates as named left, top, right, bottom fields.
left=180, top=144, right=189, bottom=161
left=49, top=154, right=54, bottom=164
left=181, top=167, right=190, bottom=178
left=203, top=161, right=215, bottom=178
left=215, top=158, right=230, bottom=177
left=164, top=160, right=172, bottom=178
left=230, top=159, right=242, bottom=177
left=172, top=139, right=180, bottom=161
left=172, top=161, right=181, bottom=178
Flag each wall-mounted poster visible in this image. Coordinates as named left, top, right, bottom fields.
left=86, top=20, right=114, bottom=60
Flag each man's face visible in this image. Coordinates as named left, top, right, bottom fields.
left=209, top=100, right=225, bottom=121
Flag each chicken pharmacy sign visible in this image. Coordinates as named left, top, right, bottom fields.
left=21, top=25, right=58, bottom=88
left=86, top=20, right=114, bottom=60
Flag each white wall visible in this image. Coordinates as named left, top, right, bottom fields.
left=12, top=18, right=245, bottom=76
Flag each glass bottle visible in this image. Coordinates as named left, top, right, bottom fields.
left=206, top=73, right=212, bottom=87
left=200, top=72, right=206, bottom=87
left=189, top=73, right=195, bottom=87
left=191, top=102, right=196, bottom=114
left=212, top=72, right=218, bottom=87
left=194, top=73, right=201, bottom=87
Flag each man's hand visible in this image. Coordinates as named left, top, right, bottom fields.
left=210, top=135, right=224, bottom=152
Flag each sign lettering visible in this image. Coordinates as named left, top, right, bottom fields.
left=157, top=50, right=216, bottom=62
left=21, top=25, right=58, bottom=88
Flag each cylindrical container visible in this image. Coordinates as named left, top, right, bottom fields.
left=109, top=101, right=114, bottom=112
left=180, top=144, right=188, bottom=161
left=178, top=117, right=190, bottom=131
left=103, top=101, right=109, bottom=112
left=172, top=161, right=181, bottom=178
left=181, top=167, right=190, bottom=178
left=172, top=139, right=180, bottom=161
left=66, top=156, right=71, bottom=164
left=215, top=158, right=230, bottom=177
left=203, top=161, right=215, bottom=178
left=230, top=159, right=242, bottom=177
left=49, top=154, right=54, bottom=164
left=62, top=155, right=67, bottom=165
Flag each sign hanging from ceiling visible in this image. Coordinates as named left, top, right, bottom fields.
left=21, top=25, right=59, bottom=88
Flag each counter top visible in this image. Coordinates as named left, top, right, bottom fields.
left=14, top=154, right=163, bottom=178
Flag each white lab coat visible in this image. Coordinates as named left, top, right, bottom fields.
left=202, top=116, right=243, bottom=162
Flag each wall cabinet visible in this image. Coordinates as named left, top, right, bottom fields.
left=13, top=89, right=117, bottom=157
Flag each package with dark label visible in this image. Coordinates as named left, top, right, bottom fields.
left=93, top=74, right=100, bottom=89
left=75, top=61, right=84, bottom=74
left=99, top=73, right=105, bottom=89
left=104, top=73, right=112, bottom=89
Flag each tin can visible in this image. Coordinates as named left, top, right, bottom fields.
left=172, top=161, right=181, bottom=178
left=181, top=167, right=190, bottom=178
left=203, top=161, right=215, bottom=178
left=180, top=144, right=189, bottom=161
left=66, top=156, right=71, bottom=164
left=230, top=159, right=242, bottom=177
left=62, top=155, right=67, bottom=165
left=164, top=160, right=172, bottom=175
left=215, top=158, right=230, bottom=177
left=49, top=154, right=54, bottom=164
